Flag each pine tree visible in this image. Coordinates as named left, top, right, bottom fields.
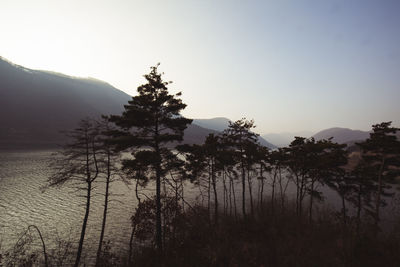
left=203, top=134, right=222, bottom=223
left=356, top=122, right=400, bottom=229
left=268, top=148, right=288, bottom=210
left=223, top=119, right=259, bottom=217
left=286, top=137, right=309, bottom=216
left=178, top=134, right=223, bottom=223
left=109, top=64, right=192, bottom=256
left=307, top=139, right=348, bottom=222
left=347, top=159, right=376, bottom=234
left=255, top=145, right=270, bottom=209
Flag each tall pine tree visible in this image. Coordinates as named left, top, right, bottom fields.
left=109, top=64, right=192, bottom=256
left=357, top=122, right=400, bottom=229
left=223, top=119, right=259, bottom=217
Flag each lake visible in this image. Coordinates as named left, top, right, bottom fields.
left=0, top=149, right=137, bottom=263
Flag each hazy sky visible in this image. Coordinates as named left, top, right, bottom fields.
left=1, top=0, right=399, bottom=134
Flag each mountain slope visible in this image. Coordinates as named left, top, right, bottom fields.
left=0, top=57, right=133, bottom=147
left=257, top=136, right=276, bottom=149
left=312, top=127, right=370, bottom=144
left=180, top=124, right=219, bottom=145
left=262, top=131, right=314, bottom=147
left=194, top=117, right=276, bottom=149
left=193, top=117, right=231, bottom=132
left=0, top=58, right=218, bottom=148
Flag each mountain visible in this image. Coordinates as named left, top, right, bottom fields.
left=179, top=124, right=219, bottom=145
left=193, top=117, right=231, bottom=132
left=312, top=127, right=370, bottom=144
left=257, top=137, right=277, bottom=149
left=0, top=57, right=217, bottom=148
left=0, top=57, right=134, bottom=148
left=262, top=131, right=314, bottom=147
left=194, top=118, right=276, bottom=149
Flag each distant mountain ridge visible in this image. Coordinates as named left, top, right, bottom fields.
left=0, top=57, right=220, bottom=148
left=194, top=118, right=276, bottom=149
left=0, top=57, right=134, bottom=147
left=312, top=127, right=370, bottom=144
left=262, top=131, right=314, bottom=147
left=193, top=118, right=231, bottom=132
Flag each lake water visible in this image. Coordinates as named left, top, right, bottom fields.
left=0, top=149, right=138, bottom=263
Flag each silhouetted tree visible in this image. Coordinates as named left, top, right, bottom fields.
left=270, top=148, right=289, bottom=211
left=266, top=148, right=285, bottom=212
left=5, top=225, right=48, bottom=266
left=217, top=135, right=238, bottom=218
left=286, top=137, right=309, bottom=217
left=255, top=145, right=270, bottom=209
left=347, top=159, right=376, bottom=234
left=163, top=149, right=186, bottom=210
left=223, top=119, right=259, bottom=217
left=109, top=64, right=192, bottom=256
left=356, top=122, right=400, bottom=230
left=243, top=140, right=260, bottom=216
left=47, top=118, right=101, bottom=267
left=316, top=139, right=349, bottom=225
left=203, top=134, right=223, bottom=223
left=178, top=134, right=222, bottom=223
left=95, top=118, right=122, bottom=266
left=177, top=143, right=209, bottom=209
left=285, top=137, right=344, bottom=220
left=121, top=150, right=152, bottom=265
left=309, top=139, right=348, bottom=222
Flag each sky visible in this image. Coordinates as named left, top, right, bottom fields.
left=1, top=0, right=399, bottom=134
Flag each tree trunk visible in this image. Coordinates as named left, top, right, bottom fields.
left=162, top=176, right=167, bottom=253
left=181, top=177, right=185, bottom=212
left=96, top=150, right=111, bottom=266
left=341, top=190, right=347, bottom=226
left=375, top=157, right=385, bottom=232
left=228, top=173, right=232, bottom=216
left=28, top=225, right=48, bottom=267
left=128, top=180, right=141, bottom=265
left=309, top=180, right=314, bottom=223
left=211, top=159, right=219, bottom=223
left=74, top=181, right=91, bottom=267
left=231, top=177, right=237, bottom=219
left=135, top=177, right=141, bottom=204
left=299, top=175, right=305, bottom=217
left=271, top=170, right=277, bottom=214
left=260, top=163, right=264, bottom=208
left=296, top=174, right=300, bottom=216
left=247, top=167, right=254, bottom=216
left=198, top=183, right=205, bottom=206
left=155, top=146, right=163, bottom=258
left=128, top=225, right=136, bottom=264
left=208, top=164, right=211, bottom=220
left=96, top=177, right=110, bottom=265
left=223, top=169, right=227, bottom=215
left=241, top=161, right=246, bottom=217
left=278, top=167, right=288, bottom=210
left=356, top=184, right=362, bottom=235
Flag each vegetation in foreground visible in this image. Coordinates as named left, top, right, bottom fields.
left=127, top=201, right=400, bottom=267
left=4, top=198, right=400, bottom=267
